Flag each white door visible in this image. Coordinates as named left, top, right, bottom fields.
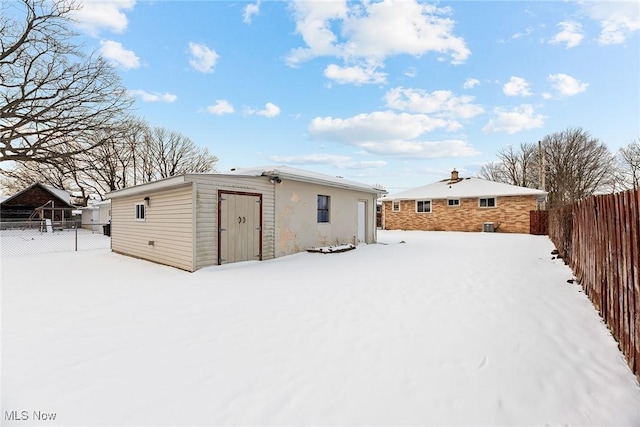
left=357, top=200, right=366, bottom=243
left=219, top=192, right=262, bottom=264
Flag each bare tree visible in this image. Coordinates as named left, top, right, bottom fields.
left=618, top=139, right=640, bottom=190
left=497, top=142, right=538, bottom=187
left=478, top=142, right=540, bottom=188
left=145, top=127, right=218, bottom=180
left=478, top=161, right=507, bottom=182
left=1, top=122, right=219, bottom=201
left=0, top=0, right=133, bottom=163
left=542, top=128, right=615, bottom=207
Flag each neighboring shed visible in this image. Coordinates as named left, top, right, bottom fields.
left=106, top=166, right=385, bottom=271
left=79, top=199, right=111, bottom=232
left=80, top=206, right=100, bottom=231
left=0, top=183, right=75, bottom=224
left=96, top=199, right=111, bottom=225
left=381, top=169, right=547, bottom=234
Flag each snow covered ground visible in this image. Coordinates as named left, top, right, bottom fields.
left=1, top=228, right=110, bottom=256
left=2, top=230, right=640, bottom=426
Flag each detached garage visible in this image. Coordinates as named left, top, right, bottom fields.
left=106, top=166, right=385, bottom=271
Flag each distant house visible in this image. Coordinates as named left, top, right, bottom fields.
left=79, top=199, right=111, bottom=232
left=381, top=170, right=547, bottom=234
left=0, top=183, right=75, bottom=224
left=106, top=166, right=385, bottom=271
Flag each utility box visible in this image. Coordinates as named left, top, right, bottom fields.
left=483, top=222, right=495, bottom=232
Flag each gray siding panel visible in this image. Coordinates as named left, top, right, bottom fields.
left=189, top=175, right=275, bottom=270
left=111, top=184, right=194, bottom=271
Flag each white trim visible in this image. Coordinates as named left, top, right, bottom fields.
left=107, top=175, right=187, bottom=199
left=478, top=197, right=497, bottom=208
left=135, top=203, right=146, bottom=220
left=447, top=198, right=460, bottom=207
left=415, top=199, right=432, bottom=213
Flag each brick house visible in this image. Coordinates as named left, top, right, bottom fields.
left=381, top=170, right=547, bottom=234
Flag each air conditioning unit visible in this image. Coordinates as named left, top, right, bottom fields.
left=483, top=222, right=495, bottom=232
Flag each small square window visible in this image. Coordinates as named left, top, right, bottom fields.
left=392, top=201, right=400, bottom=212
left=317, top=195, right=330, bottom=223
left=416, top=200, right=431, bottom=213
left=479, top=197, right=496, bottom=208
left=135, top=203, right=146, bottom=220
left=448, top=199, right=460, bottom=207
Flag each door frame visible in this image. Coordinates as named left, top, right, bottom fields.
left=217, top=190, right=263, bottom=265
left=357, top=199, right=367, bottom=244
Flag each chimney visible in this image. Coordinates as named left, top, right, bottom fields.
left=451, top=168, right=459, bottom=181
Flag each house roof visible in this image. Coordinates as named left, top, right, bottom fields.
left=381, top=177, right=547, bottom=201
left=107, top=166, right=387, bottom=198
left=0, top=183, right=73, bottom=207
left=225, top=165, right=386, bottom=194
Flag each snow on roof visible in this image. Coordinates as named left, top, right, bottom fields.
left=1, top=183, right=72, bottom=206
left=226, top=165, right=386, bottom=194
left=108, top=166, right=386, bottom=199
left=382, top=177, right=547, bottom=200
left=0, top=195, right=9, bottom=203
left=43, top=185, right=71, bottom=203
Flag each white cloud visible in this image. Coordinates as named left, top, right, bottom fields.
left=98, top=40, right=140, bottom=69
left=483, top=105, right=545, bottom=134
left=512, top=26, right=534, bottom=40
left=549, top=21, right=584, bottom=48
left=72, top=0, right=136, bottom=36
left=307, top=111, right=479, bottom=159
left=404, top=67, right=417, bottom=78
left=324, top=63, right=387, bottom=85
left=503, top=77, right=532, bottom=97
left=579, top=1, right=640, bottom=45
left=188, top=42, right=219, bottom=73
left=243, top=1, right=261, bottom=24
left=463, top=78, right=480, bottom=89
left=310, top=111, right=448, bottom=143
left=385, top=88, right=484, bottom=124
left=358, top=139, right=479, bottom=158
left=268, top=154, right=387, bottom=169
left=498, top=26, right=535, bottom=44
left=207, top=100, right=235, bottom=115
left=287, top=0, right=469, bottom=68
left=286, top=1, right=347, bottom=66
left=128, top=90, right=177, bottom=103
left=548, top=73, right=588, bottom=96
left=247, top=102, right=281, bottom=118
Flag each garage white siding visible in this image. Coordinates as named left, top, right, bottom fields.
left=111, top=184, right=194, bottom=271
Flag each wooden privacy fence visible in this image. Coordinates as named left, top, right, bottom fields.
left=529, top=210, right=549, bottom=235
left=548, top=189, right=640, bottom=381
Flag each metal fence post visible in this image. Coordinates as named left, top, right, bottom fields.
left=75, top=222, right=78, bottom=251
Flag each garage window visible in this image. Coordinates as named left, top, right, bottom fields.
left=135, top=203, right=146, bottom=220
left=317, top=195, right=330, bottom=223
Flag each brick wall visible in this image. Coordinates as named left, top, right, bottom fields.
left=382, top=195, right=539, bottom=233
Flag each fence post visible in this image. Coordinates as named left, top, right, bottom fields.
left=75, top=222, right=78, bottom=252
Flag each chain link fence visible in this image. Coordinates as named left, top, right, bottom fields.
left=0, top=220, right=111, bottom=256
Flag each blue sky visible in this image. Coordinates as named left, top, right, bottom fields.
left=68, top=0, right=639, bottom=191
